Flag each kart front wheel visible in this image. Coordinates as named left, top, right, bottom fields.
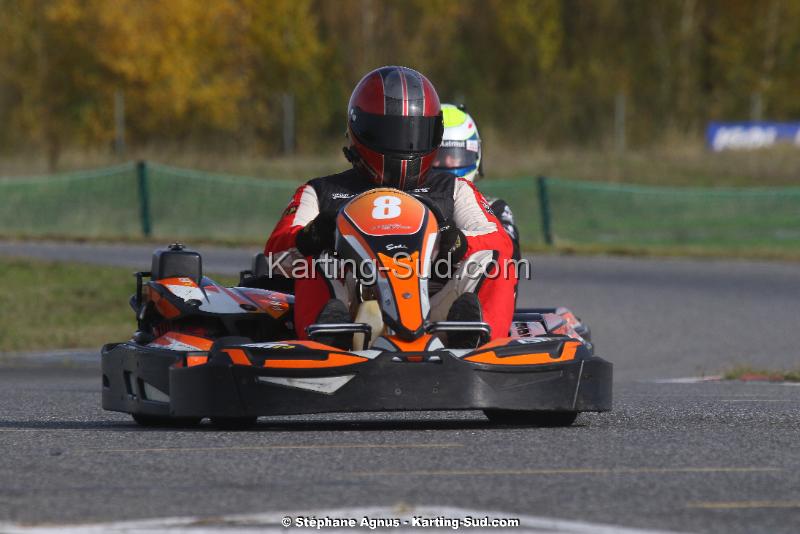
left=132, top=414, right=202, bottom=428
left=483, top=410, right=578, bottom=427
left=211, top=416, right=258, bottom=430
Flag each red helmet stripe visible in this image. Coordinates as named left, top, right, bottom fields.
left=400, top=69, right=409, bottom=116
left=418, top=152, right=436, bottom=185
left=420, top=76, right=425, bottom=118
left=350, top=71, right=385, bottom=115
left=399, top=159, right=407, bottom=190
left=354, top=139, right=385, bottom=184
left=422, top=76, right=439, bottom=116
left=378, top=71, right=386, bottom=115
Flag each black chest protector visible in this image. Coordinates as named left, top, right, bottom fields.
left=308, top=168, right=456, bottom=224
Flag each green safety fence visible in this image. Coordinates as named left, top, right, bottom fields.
left=0, top=162, right=141, bottom=239
left=0, top=161, right=299, bottom=242
left=145, top=162, right=298, bottom=242
left=479, top=179, right=544, bottom=247
left=532, top=177, right=800, bottom=251
left=1, top=161, right=798, bottom=251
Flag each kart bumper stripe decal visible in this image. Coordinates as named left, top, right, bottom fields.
left=256, top=374, right=356, bottom=394
left=465, top=341, right=579, bottom=366
left=222, top=349, right=252, bottom=366
left=262, top=353, right=367, bottom=369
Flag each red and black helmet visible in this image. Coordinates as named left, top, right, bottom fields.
left=345, top=66, right=444, bottom=190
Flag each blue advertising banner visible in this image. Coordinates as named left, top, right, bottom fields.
left=707, top=121, right=800, bottom=151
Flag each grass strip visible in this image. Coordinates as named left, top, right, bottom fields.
left=722, top=365, right=800, bottom=383
left=0, top=257, right=234, bottom=353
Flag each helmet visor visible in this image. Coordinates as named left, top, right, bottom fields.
left=351, top=108, right=443, bottom=156
left=431, top=140, right=479, bottom=170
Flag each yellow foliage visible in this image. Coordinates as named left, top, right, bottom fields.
left=2, top=0, right=800, bottom=166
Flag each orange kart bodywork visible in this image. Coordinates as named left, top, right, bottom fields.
left=103, top=269, right=611, bottom=424
left=103, top=190, right=611, bottom=427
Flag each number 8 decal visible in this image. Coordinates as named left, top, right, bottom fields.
left=372, top=195, right=402, bottom=219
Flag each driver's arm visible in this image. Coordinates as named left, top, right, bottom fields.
left=452, top=178, right=513, bottom=260
left=264, top=184, right=320, bottom=254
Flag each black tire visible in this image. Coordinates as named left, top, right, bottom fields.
left=132, top=414, right=202, bottom=428
left=211, top=416, right=258, bottom=430
left=483, top=410, right=578, bottom=427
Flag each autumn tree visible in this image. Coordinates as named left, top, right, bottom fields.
left=1, top=0, right=799, bottom=168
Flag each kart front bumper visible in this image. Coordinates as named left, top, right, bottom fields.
left=102, top=342, right=612, bottom=418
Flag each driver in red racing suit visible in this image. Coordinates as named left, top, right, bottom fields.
left=264, top=66, right=515, bottom=348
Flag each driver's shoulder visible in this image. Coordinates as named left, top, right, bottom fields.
left=306, top=167, right=361, bottom=189
left=306, top=168, right=372, bottom=212
left=415, top=170, right=457, bottom=196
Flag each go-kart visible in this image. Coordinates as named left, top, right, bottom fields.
left=102, top=188, right=612, bottom=428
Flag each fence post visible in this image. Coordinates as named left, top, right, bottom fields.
left=136, top=160, right=152, bottom=238
left=537, top=176, right=553, bottom=246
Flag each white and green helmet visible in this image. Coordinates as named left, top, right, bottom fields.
left=432, top=103, right=482, bottom=182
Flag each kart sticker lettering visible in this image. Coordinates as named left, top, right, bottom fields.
left=441, top=139, right=466, bottom=149
left=374, top=223, right=413, bottom=232
left=243, top=342, right=296, bottom=350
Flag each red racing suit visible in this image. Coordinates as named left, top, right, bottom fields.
left=265, top=167, right=516, bottom=341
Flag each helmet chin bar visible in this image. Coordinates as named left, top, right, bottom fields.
left=343, top=145, right=381, bottom=185
left=345, top=143, right=427, bottom=190
left=383, top=155, right=423, bottom=190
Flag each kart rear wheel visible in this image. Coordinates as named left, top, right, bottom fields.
left=211, top=416, right=258, bottom=430
left=483, top=410, right=578, bottom=427
left=132, top=414, right=202, bottom=428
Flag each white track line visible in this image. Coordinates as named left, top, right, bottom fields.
left=647, top=376, right=722, bottom=384
left=0, top=505, right=688, bottom=534
left=647, top=376, right=800, bottom=386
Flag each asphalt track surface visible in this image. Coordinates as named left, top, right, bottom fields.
left=1, top=241, right=799, bottom=533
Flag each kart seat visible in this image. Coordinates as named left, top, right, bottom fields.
left=151, top=244, right=202, bottom=283
left=238, top=253, right=294, bottom=293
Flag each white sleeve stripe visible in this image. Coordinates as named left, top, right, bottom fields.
left=463, top=228, right=496, bottom=237
left=292, top=185, right=319, bottom=227
left=453, top=179, right=497, bottom=236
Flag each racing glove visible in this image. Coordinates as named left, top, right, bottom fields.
left=435, top=224, right=467, bottom=266
left=295, top=211, right=337, bottom=257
